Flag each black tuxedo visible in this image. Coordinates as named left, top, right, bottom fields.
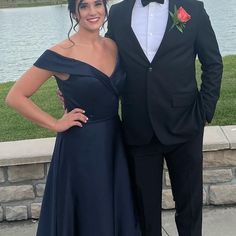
left=107, top=0, right=223, bottom=146
left=106, top=0, right=223, bottom=235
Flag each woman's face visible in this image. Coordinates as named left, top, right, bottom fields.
left=75, top=0, right=106, bottom=32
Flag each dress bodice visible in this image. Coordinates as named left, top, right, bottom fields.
left=34, top=50, right=126, bottom=122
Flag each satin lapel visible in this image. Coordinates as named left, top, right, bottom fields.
left=151, top=0, right=176, bottom=64
left=123, top=0, right=150, bottom=65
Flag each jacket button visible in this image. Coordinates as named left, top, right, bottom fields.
left=148, top=67, right=152, bottom=72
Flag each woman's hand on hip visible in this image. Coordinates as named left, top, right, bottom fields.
left=53, top=108, right=88, bottom=132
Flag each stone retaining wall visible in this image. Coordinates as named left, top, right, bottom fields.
left=0, top=126, right=236, bottom=221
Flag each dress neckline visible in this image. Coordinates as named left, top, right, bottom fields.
left=46, top=49, right=119, bottom=79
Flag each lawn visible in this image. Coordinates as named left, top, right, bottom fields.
left=0, top=79, right=62, bottom=142
left=0, top=55, right=235, bottom=142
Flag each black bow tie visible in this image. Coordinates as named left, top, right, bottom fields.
left=141, top=0, right=164, bottom=7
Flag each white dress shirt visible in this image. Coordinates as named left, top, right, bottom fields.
left=131, top=0, right=169, bottom=62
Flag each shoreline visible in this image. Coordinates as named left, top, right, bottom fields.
left=0, top=1, right=67, bottom=9
left=0, top=54, right=235, bottom=84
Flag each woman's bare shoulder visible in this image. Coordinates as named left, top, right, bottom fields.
left=49, top=39, right=75, bottom=57
left=103, top=37, right=118, bottom=55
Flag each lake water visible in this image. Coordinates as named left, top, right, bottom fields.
left=0, top=0, right=235, bottom=82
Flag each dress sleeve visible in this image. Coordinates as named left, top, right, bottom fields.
left=34, top=49, right=97, bottom=77
left=33, top=50, right=75, bottom=74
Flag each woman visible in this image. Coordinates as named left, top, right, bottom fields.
left=6, top=0, right=140, bottom=235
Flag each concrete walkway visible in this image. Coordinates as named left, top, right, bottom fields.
left=0, top=207, right=236, bottom=236
left=162, top=207, right=236, bottom=236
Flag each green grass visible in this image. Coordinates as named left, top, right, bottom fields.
left=0, top=79, right=63, bottom=142
left=0, top=55, right=235, bottom=142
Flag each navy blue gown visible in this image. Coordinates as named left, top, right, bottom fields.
left=34, top=50, right=140, bottom=236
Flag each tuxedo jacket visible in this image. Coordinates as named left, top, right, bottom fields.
left=106, top=0, right=223, bottom=145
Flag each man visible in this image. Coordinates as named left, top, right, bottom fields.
left=106, top=0, right=223, bottom=235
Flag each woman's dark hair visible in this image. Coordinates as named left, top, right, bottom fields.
left=67, top=0, right=108, bottom=44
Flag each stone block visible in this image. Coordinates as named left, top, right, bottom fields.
left=0, top=185, right=35, bottom=203
left=203, top=150, right=236, bottom=168
left=221, top=125, right=236, bottom=149
left=5, top=206, right=27, bottom=221
left=203, top=169, right=233, bottom=184
left=162, top=189, right=175, bottom=209
left=31, top=203, right=41, bottom=219
left=165, top=172, right=171, bottom=187
left=164, top=160, right=167, bottom=170
left=36, top=184, right=45, bottom=197
left=0, top=206, right=3, bottom=221
left=0, top=167, right=4, bottom=183
left=203, top=186, right=207, bottom=205
left=210, top=184, right=236, bottom=205
left=203, top=126, right=229, bottom=151
left=8, top=164, right=44, bottom=182
left=47, top=163, right=50, bottom=175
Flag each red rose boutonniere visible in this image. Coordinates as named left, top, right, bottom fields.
left=169, top=6, right=191, bottom=33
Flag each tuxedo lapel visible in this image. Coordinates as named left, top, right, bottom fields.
left=151, top=0, right=176, bottom=64
left=122, top=0, right=150, bottom=65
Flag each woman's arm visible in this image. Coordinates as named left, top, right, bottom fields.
left=5, top=66, right=88, bottom=132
